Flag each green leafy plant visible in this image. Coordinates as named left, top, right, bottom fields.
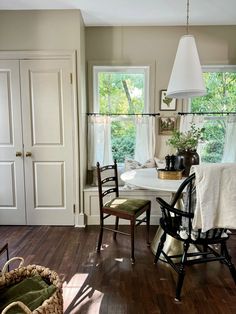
left=167, top=123, right=205, bottom=151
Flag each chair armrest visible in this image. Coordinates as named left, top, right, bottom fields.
left=156, top=197, right=194, bottom=218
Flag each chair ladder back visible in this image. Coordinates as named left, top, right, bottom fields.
left=97, top=160, right=119, bottom=211
left=102, top=187, right=118, bottom=198
left=97, top=161, right=104, bottom=213
left=113, top=159, right=119, bottom=195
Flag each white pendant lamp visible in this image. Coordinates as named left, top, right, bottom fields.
left=166, top=0, right=206, bottom=99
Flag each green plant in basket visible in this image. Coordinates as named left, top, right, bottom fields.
left=167, top=123, right=205, bottom=151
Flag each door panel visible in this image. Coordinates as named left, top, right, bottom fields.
left=30, top=71, right=63, bottom=145
left=20, top=59, right=74, bottom=225
left=0, top=71, right=13, bottom=144
left=0, top=162, right=16, bottom=206
left=34, top=161, right=65, bottom=207
left=0, top=60, right=26, bottom=224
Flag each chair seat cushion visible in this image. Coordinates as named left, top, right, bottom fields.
left=104, top=197, right=150, bottom=215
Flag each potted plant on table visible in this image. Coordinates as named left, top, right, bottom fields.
left=167, top=123, right=205, bottom=176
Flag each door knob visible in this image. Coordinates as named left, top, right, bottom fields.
left=26, top=152, right=32, bottom=157
left=16, top=151, right=22, bottom=157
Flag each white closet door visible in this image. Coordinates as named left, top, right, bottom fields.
left=0, top=60, right=26, bottom=224
left=20, top=59, right=74, bottom=225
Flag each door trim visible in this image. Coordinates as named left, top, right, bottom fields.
left=0, top=50, right=76, bottom=60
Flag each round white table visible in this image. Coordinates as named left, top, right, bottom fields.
left=121, top=168, right=184, bottom=192
left=121, top=168, right=185, bottom=258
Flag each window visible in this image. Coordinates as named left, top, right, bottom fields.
left=93, top=66, right=150, bottom=163
left=190, top=66, right=236, bottom=163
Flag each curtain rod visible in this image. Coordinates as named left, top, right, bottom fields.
left=178, top=111, right=236, bottom=115
left=87, top=113, right=160, bottom=116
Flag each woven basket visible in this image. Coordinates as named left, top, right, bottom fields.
left=0, top=258, right=63, bottom=314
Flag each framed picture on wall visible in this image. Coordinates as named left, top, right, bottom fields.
left=160, top=90, right=177, bottom=111
left=159, top=116, right=177, bottom=135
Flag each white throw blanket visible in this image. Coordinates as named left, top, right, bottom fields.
left=190, top=163, right=236, bottom=232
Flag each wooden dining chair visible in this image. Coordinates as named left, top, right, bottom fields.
left=96, top=160, right=151, bottom=264
left=154, top=174, right=236, bottom=301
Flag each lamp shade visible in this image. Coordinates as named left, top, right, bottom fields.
left=166, top=35, right=206, bottom=99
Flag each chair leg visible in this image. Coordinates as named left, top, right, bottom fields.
left=146, top=205, right=151, bottom=246
left=175, top=241, right=190, bottom=301
left=154, top=231, right=166, bottom=264
left=113, top=217, right=119, bottom=240
left=96, top=217, right=104, bottom=253
left=221, top=242, right=236, bottom=285
left=203, top=244, right=208, bottom=252
left=130, top=218, right=135, bottom=264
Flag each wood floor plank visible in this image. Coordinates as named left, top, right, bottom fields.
left=0, top=225, right=235, bottom=313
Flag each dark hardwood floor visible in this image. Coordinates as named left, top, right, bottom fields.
left=0, top=225, right=236, bottom=314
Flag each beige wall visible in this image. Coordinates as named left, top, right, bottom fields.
left=0, top=10, right=82, bottom=50
left=85, top=26, right=236, bottom=158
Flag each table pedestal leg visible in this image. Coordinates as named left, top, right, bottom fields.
left=151, top=227, right=183, bottom=261
left=151, top=226, right=199, bottom=263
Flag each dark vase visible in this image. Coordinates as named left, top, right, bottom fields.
left=175, top=149, right=199, bottom=177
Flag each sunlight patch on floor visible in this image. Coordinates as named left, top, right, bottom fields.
left=100, top=243, right=109, bottom=250
left=63, top=273, right=104, bottom=314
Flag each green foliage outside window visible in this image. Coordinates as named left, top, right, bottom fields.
left=191, top=72, right=236, bottom=163
left=98, top=71, right=145, bottom=162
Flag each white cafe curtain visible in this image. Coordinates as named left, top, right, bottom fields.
left=88, top=115, right=113, bottom=169
left=134, top=115, right=156, bottom=164
left=222, top=116, right=236, bottom=162
left=179, top=114, right=204, bottom=133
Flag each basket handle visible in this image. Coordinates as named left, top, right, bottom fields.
left=1, top=257, right=24, bottom=275
left=2, top=301, right=32, bottom=314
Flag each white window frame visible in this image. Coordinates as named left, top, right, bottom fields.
left=189, top=65, right=236, bottom=163
left=189, top=65, right=236, bottom=112
left=90, top=65, right=152, bottom=164
left=92, top=65, right=150, bottom=113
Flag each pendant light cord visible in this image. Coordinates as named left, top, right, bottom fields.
left=186, top=0, right=190, bottom=34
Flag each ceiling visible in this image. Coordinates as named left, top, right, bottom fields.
left=0, top=0, right=236, bottom=26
